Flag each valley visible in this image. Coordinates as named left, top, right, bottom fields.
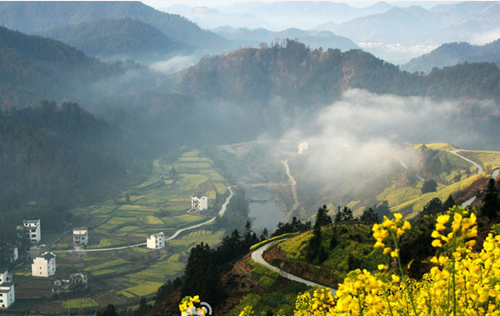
left=0, top=1, right=500, bottom=315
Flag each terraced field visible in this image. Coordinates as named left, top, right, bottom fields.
left=375, top=144, right=500, bottom=218
left=38, top=149, right=231, bottom=309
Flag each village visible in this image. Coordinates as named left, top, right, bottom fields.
left=0, top=192, right=210, bottom=310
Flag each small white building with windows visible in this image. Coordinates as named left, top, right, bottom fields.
left=32, top=252, right=56, bottom=277
left=23, top=219, right=41, bottom=244
left=0, top=269, right=14, bottom=309
left=73, top=227, right=88, bottom=246
left=146, top=232, right=165, bottom=250
left=191, top=194, right=208, bottom=212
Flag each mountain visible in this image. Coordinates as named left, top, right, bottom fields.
left=0, top=1, right=228, bottom=51
left=311, top=2, right=500, bottom=64
left=41, top=18, right=189, bottom=62
left=213, top=27, right=359, bottom=52
left=0, top=25, right=130, bottom=107
left=241, top=1, right=393, bottom=29
left=402, top=39, right=500, bottom=73
left=160, top=5, right=269, bottom=30
left=175, top=40, right=500, bottom=108
left=338, top=6, right=439, bottom=44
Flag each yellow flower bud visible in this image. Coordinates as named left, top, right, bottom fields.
left=432, top=239, right=443, bottom=247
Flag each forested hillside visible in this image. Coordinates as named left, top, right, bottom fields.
left=175, top=40, right=500, bottom=106
left=0, top=26, right=130, bottom=107
left=41, top=18, right=189, bottom=61
left=0, top=1, right=228, bottom=51
left=403, top=39, right=500, bottom=73
left=0, top=102, right=134, bottom=231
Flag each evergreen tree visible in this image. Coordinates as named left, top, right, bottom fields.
left=421, top=179, right=438, bottom=194
left=443, top=195, right=456, bottom=212
left=314, top=205, right=332, bottom=228
left=360, top=207, right=379, bottom=222
left=422, top=198, right=443, bottom=216
left=482, top=179, right=499, bottom=220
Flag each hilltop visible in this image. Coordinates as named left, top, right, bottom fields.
left=41, top=18, right=190, bottom=62
left=402, top=39, right=500, bottom=74
left=0, top=1, right=228, bottom=51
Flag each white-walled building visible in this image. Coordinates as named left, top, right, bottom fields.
left=23, top=219, right=41, bottom=244
left=191, top=194, right=208, bottom=212
left=32, top=252, right=56, bottom=277
left=146, top=232, right=165, bottom=250
left=0, top=269, right=14, bottom=309
left=73, top=228, right=88, bottom=246
left=298, top=141, right=309, bottom=155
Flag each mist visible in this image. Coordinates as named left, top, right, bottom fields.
left=279, top=89, right=499, bottom=200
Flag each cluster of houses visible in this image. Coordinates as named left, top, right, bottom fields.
left=0, top=192, right=212, bottom=308
left=0, top=220, right=92, bottom=309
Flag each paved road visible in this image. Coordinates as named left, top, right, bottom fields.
left=62, top=186, right=234, bottom=252
left=450, top=150, right=484, bottom=174
left=251, top=241, right=337, bottom=295
left=396, top=157, right=424, bottom=181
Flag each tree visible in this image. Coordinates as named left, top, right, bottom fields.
left=315, top=205, right=332, bottom=228
left=421, top=179, right=438, bottom=194
left=443, top=195, right=456, bottom=212
left=375, top=201, right=392, bottom=220
left=481, top=179, right=499, bottom=220
left=422, top=198, right=443, bottom=216
left=360, top=207, right=379, bottom=223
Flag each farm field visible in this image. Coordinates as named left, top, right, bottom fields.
left=17, top=149, right=231, bottom=313
left=375, top=144, right=500, bottom=218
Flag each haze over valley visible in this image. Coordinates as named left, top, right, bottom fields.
left=0, top=1, right=500, bottom=315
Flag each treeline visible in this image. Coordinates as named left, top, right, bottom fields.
left=41, top=17, right=188, bottom=60
left=0, top=101, right=137, bottom=232
left=176, top=39, right=500, bottom=107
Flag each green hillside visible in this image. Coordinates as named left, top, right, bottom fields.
left=0, top=1, right=228, bottom=51
left=0, top=25, right=127, bottom=106
left=41, top=18, right=189, bottom=61
left=403, top=39, right=500, bottom=74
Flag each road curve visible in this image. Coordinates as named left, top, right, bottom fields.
left=62, top=186, right=234, bottom=252
left=251, top=241, right=337, bottom=295
left=450, top=150, right=484, bottom=174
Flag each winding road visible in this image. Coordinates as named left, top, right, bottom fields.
left=61, top=186, right=234, bottom=252
left=282, top=159, right=299, bottom=223
left=450, top=150, right=484, bottom=175
left=449, top=150, right=484, bottom=208
left=251, top=241, right=336, bottom=295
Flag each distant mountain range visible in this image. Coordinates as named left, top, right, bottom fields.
left=213, top=27, right=359, bottom=52
left=402, top=39, right=500, bottom=73
left=162, top=1, right=394, bottom=30
left=40, top=18, right=190, bottom=62
left=0, top=1, right=229, bottom=52
left=314, top=1, right=500, bottom=63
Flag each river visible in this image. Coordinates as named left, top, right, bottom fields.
left=218, top=143, right=288, bottom=232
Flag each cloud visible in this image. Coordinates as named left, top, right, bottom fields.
left=285, top=89, right=498, bottom=186
left=150, top=55, right=200, bottom=75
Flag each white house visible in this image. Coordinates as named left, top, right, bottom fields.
left=32, top=252, right=56, bottom=277
left=146, top=232, right=165, bottom=250
left=23, top=219, right=41, bottom=244
left=298, top=141, right=309, bottom=155
left=191, top=194, right=208, bottom=212
left=0, top=269, right=14, bottom=309
left=73, top=228, right=88, bottom=247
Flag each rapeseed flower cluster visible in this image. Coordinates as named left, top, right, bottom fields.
left=179, top=296, right=205, bottom=316
left=182, top=207, right=500, bottom=315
